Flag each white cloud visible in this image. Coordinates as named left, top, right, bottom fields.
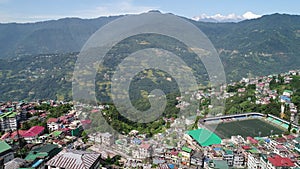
left=193, top=11, right=262, bottom=22
left=242, top=11, right=262, bottom=19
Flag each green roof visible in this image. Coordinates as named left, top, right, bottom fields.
left=294, top=137, right=300, bottom=143
left=0, top=141, right=12, bottom=153
left=51, top=131, right=62, bottom=137
left=181, top=146, right=192, bottom=153
left=25, top=152, right=48, bottom=161
left=284, top=90, right=293, bottom=93
left=0, top=111, right=17, bottom=120
left=248, top=148, right=260, bottom=154
left=187, top=128, right=222, bottom=147
left=224, top=149, right=233, bottom=154
left=25, top=144, right=61, bottom=162
left=210, top=160, right=229, bottom=169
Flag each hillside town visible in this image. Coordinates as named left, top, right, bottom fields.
left=0, top=70, right=299, bottom=169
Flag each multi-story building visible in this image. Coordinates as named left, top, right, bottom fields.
left=100, top=132, right=114, bottom=146
left=180, top=146, right=192, bottom=166
left=47, top=118, right=60, bottom=132
left=233, top=152, right=245, bottom=167
left=247, top=149, right=261, bottom=169
left=222, top=149, right=245, bottom=167
left=190, top=151, right=204, bottom=167
left=0, top=112, right=18, bottom=131
left=222, top=150, right=234, bottom=166
left=0, top=141, right=14, bottom=164
left=139, top=143, right=152, bottom=159
left=89, top=132, right=114, bottom=146
left=260, top=154, right=295, bottom=169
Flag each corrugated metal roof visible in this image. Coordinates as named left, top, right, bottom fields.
left=46, top=149, right=101, bottom=169
left=187, top=128, right=221, bottom=147
left=0, top=141, right=11, bottom=153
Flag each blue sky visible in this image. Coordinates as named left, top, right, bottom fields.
left=0, top=0, right=299, bottom=23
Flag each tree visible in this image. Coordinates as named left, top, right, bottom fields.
left=288, top=122, right=292, bottom=133
left=81, top=131, right=88, bottom=143
left=166, top=121, right=171, bottom=129
left=20, top=121, right=31, bottom=130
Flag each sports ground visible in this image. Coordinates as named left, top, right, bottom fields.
left=205, top=118, right=286, bottom=139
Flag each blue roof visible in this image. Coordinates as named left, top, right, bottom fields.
left=32, top=159, right=43, bottom=168
left=132, top=138, right=142, bottom=145
left=280, top=95, right=291, bottom=102
left=168, top=164, right=175, bottom=169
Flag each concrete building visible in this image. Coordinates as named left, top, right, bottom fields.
left=260, top=154, right=295, bottom=169
left=89, top=132, right=114, bottom=146
left=0, top=141, right=14, bottom=164
left=47, top=118, right=60, bottom=132
left=0, top=112, right=18, bottom=131
left=247, top=149, right=261, bottom=169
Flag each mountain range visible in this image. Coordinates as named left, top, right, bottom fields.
left=0, top=12, right=300, bottom=101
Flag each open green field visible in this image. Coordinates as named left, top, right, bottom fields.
left=205, top=119, right=286, bottom=139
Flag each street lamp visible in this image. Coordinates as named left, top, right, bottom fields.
left=270, top=130, right=273, bottom=136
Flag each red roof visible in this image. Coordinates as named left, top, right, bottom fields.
left=268, top=155, right=295, bottom=167
left=140, top=143, right=151, bottom=150
left=59, top=116, right=67, bottom=120
left=10, top=130, right=27, bottom=139
left=276, top=137, right=287, bottom=143
left=28, top=110, right=37, bottom=114
left=170, top=150, right=179, bottom=156
left=58, top=128, right=70, bottom=132
left=23, top=126, right=45, bottom=137
left=81, top=120, right=92, bottom=125
left=91, top=109, right=99, bottom=113
left=47, top=118, right=58, bottom=123
left=1, top=130, right=27, bottom=140
left=275, top=144, right=285, bottom=149
left=247, top=137, right=258, bottom=144
left=0, top=132, right=10, bottom=140
left=285, top=135, right=296, bottom=140
left=242, top=145, right=251, bottom=150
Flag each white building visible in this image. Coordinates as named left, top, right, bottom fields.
left=89, top=132, right=114, bottom=146
left=0, top=112, right=18, bottom=131
left=233, top=153, right=245, bottom=167
left=47, top=122, right=60, bottom=132
left=133, top=143, right=152, bottom=159
left=247, top=150, right=261, bottom=169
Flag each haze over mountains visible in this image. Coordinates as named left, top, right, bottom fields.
left=0, top=12, right=299, bottom=59
left=0, top=12, right=299, bottom=100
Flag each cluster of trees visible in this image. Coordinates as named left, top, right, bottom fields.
left=86, top=103, right=172, bottom=136
left=21, top=103, right=72, bottom=131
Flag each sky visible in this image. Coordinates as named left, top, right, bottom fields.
left=0, top=0, right=300, bottom=23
